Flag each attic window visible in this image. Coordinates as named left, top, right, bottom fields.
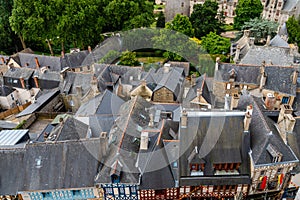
left=266, top=144, right=282, bottom=163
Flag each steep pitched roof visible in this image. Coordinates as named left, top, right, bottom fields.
left=76, top=89, right=125, bottom=117
left=62, top=72, right=93, bottom=95
left=4, top=67, right=34, bottom=80
left=61, top=50, right=89, bottom=69
left=238, top=95, right=298, bottom=165
left=270, top=35, right=290, bottom=48
left=0, top=85, right=15, bottom=97
left=14, top=53, right=62, bottom=71
left=179, top=111, right=250, bottom=179
left=283, top=0, right=300, bottom=11
left=240, top=46, right=294, bottom=66
left=0, top=138, right=102, bottom=195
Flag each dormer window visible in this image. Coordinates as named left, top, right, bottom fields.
left=266, top=144, right=282, bottom=163
left=110, top=160, right=123, bottom=183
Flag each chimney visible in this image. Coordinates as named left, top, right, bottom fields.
left=76, top=86, right=82, bottom=98
left=229, top=69, right=236, bottom=82
left=197, top=88, right=202, bottom=102
left=100, top=132, right=108, bottom=156
left=141, top=80, right=147, bottom=87
left=163, top=63, right=170, bottom=73
left=148, top=113, right=154, bottom=127
left=249, top=37, right=255, bottom=46
left=244, top=105, right=253, bottom=131
left=266, top=35, right=271, bottom=46
left=191, top=74, right=196, bottom=86
left=215, top=57, right=220, bottom=71
left=290, top=43, right=299, bottom=55
left=265, top=93, right=275, bottom=110
left=278, top=104, right=295, bottom=143
left=140, top=132, right=149, bottom=150
left=181, top=109, right=188, bottom=128
left=33, top=76, right=39, bottom=88
left=19, top=77, right=25, bottom=89
left=259, top=62, right=267, bottom=91
left=233, top=45, right=241, bottom=63
left=1, top=57, right=5, bottom=65
left=244, top=30, right=250, bottom=37
left=34, top=57, right=40, bottom=69
left=224, top=93, right=230, bottom=110
left=61, top=51, right=65, bottom=58
left=91, top=75, right=99, bottom=94
left=230, top=93, right=240, bottom=110
left=292, top=70, right=298, bottom=85
left=59, top=117, right=64, bottom=125
left=88, top=46, right=92, bottom=53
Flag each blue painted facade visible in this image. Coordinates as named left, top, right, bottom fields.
left=101, top=184, right=138, bottom=200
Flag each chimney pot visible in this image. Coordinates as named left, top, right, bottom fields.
left=34, top=57, right=40, bottom=69
left=181, top=110, right=188, bottom=128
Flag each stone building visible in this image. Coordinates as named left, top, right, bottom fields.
left=165, top=0, right=190, bottom=21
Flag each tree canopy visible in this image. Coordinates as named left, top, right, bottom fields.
left=190, top=0, right=223, bottom=38
left=234, top=0, right=263, bottom=30
left=118, top=50, right=140, bottom=66
left=165, top=14, right=194, bottom=37
left=286, top=16, right=300, bottom=47
left=201, top=32, right=231, bottom=54
left=241, top=18, right=279, bottom=43
left=156, top=11, right=165, bottom=28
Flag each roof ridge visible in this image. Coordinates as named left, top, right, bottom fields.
left=253, top=98, right=271, bottom=132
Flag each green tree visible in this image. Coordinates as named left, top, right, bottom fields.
left=156, top=11, right=165, bottom=28
left=201, top=32, right=231, bottom=54
left=118, top=50, right=140, bottom=66
left=190, top=0, right=223, bottom=38
left=165, top=14, right=194, bottom=37
left=104, top=0, right=154, bottom=32
left=99, top=50, right=121, bottom=64
left=0, top=0, right=20, bottom=54
left=241, top=17, right=279, bottom=43
left=286, top=16, right=300, bottom=46
left=234, top=0, right=263, bottom=30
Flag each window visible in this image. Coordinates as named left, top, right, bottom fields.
left=277, top=168, right=283, bottom=174
left=260, top=170, right=265, bottom=176
left=173, top=162, right=178, bottom=168
left=181, top=2, right=184, bottom=7
left=282, top=96, right=289, bottom=104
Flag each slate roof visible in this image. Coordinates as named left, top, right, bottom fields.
left=47, top=116, right=89, bottom=141
left=184, top=74, right=212, bottom=107
left=16, top=89, right=60, bottom=117
left=270, top=35, right=290, bottom=48
left=264, top=65, right=297, bottom=96
left=76, top=89, right=124, bottom=117
left=237, top=95, right=298, bottom=165
left=61, top=50, right=89, bottom=69
left=153, top=67, right=185, bottom=101
left=287, top=119, right=300, bottom=172
left=282, top=0, right=300, bottom=11
left=278, top=23, right=288, bottom=37
left=0, top=120, right=18, bottom=130
left=0, top=138, right=102, bottom=195
left=240, top=46, right=294, bottom=66
left=0, top=85, right=14, bottom=97
left=61, top=72, right=93, bottom=95
left=179, top=110, right=250, bottom=185
left=167, top=61, right=190, bottom=77
left=13, top=53, right=62, bottom=71
left=215, top=63, right=297, bottom=96
left=4, top=67, right=34, bottom=80
left=215, top=63, right=261, bottom=85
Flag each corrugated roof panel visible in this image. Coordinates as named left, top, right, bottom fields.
left=0, top=129, right=29, bottom=145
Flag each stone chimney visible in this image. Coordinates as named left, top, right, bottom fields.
left=34, top=57, right=40, bottom=69
left=100, top=132, right=109, bottom=157
left=215, top=57, right=220, bottom=71
left=265, top=93, right=275, bottom=110
left=224, top=93, right=230, bottom=110
left=230, top=93, right=240, bottom=110
left=140, top=132, right=149, bottom=150
left=61, top=51, right=65, bottom=58
left=91, top=75, right=99, bottom=95
left=88, top=46, right=92, bottom=53
left=292, top=70, right=298, bottom=85
left=148, top=112, right=154, bottom=127
left=76, top=86, right=82, bottom=98
left=266, top=35, right=271, bottom=46
left=244, top=30, right=250, bottom=37
left=181, top=109, right=188, bottom=128
left=290, top=43, right=299, bottom=55
left=278, top=104, right=295, bottom=143
left=249, top=37, right=255, bottom=46
left=233, top=45, right=241, bottom=63
left=259, top=62, right=267, bottom=91
left=19, top=77, right=25, bottom=89
left=163, top=63, right=171, bottom=74
left=244, top=105, right=253, bottom=131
